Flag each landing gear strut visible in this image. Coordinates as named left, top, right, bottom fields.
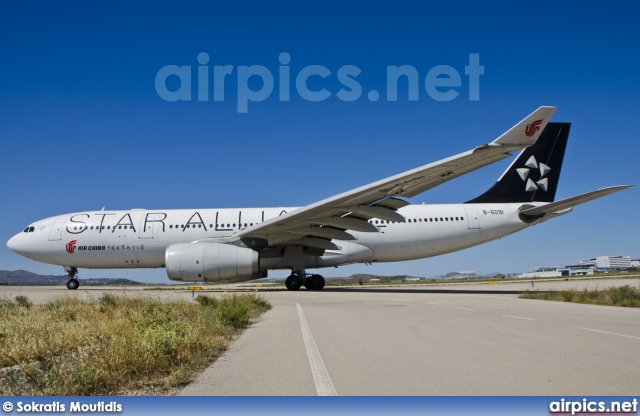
left=64, top=266, right=80, bottom=290
left=285, top=272, right=325, bottom=291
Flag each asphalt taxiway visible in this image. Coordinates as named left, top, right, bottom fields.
left=179, top=278, right=640, bottom=395
left=2, top=278, right=638, bottom=395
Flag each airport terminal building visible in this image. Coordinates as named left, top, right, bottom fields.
left=579, top=256, right=631, bottom=270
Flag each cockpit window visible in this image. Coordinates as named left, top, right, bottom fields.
left=29, top=227, right=35, bottom=232
left=23, top=227, right=29, bottom=233
left=23, top=226, right=35, bottom=233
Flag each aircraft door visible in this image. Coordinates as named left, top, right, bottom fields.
left=48, top=219, right=66, bottom=241
left=465, top=208, right=481, bottom=229
left=139, top=215, right=156, bottom=239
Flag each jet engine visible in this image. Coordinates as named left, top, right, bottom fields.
left=165, top=243, right=265, bottom=282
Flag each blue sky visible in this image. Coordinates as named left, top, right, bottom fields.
left=1, top=1, right=638, bottom=282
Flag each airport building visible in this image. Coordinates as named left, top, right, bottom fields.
left=520, top=265, right=595, bottom=278
left=579, top=256, right=631, bottom=270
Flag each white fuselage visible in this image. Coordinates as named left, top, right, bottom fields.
left=7, top=203, right=543, bottom=279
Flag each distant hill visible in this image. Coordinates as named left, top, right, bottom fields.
left=0, top=270, right=142, bottom=286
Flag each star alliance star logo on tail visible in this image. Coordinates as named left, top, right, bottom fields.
left=516, top=156, right=551, bottom=192
left=525, top=119, right=543, bottom=137
left=66, top=240, right=77, bottom=254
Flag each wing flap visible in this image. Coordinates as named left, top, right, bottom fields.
left=288, top=227, right=357, bottom=240
left=373, top=197, right=410, bottom=210
left=306, top=216, right=379, bottom=232
left=340, top=205, right=406, bottom=222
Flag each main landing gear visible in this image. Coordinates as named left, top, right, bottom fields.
left=64, top=266, right=80, bottom=290
left=285, top=272, right=325, bottom=291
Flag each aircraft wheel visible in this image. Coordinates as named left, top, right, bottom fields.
left=66, top=279, right=80, bottom=290
left=308, top=274, right=325, bottom=290
left=285, top=275, right=302, bottom=291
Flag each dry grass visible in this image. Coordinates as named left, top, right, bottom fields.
left=0, top=293, right=270, bottom=395
left=520, top=285, right=640, bottom=307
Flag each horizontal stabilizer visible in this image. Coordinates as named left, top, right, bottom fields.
left=520, top=185, right=632, bottom=216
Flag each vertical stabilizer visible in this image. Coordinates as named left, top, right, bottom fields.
left=466, top=122, right=570, bottom=203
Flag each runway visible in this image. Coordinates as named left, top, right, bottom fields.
left=179, top=279, right=640, bottom=396
left=2, top=279, right=638, bottom=395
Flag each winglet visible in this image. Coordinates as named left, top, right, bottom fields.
left=492, top=106, right=557, bottom=146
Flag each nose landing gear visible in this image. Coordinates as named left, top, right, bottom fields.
left=64, top=266, right=80, bottom=290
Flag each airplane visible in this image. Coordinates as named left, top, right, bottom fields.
left=6, top=106, right=631, bottom=291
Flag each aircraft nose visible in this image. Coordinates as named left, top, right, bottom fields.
left=7, top=234, right=21, bottom=254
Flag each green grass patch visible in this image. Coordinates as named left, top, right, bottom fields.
left=520, top=285, right=640, bottom=307
left=0, top=293, right=270, bottom=395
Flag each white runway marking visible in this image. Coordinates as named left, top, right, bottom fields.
left=502, top=314, right=536, bottom=321
left=297, top=303, right=337, bottom=396
left=454, top=307, right=476, bottom=312
left=577, top=327, right=640, bottom=340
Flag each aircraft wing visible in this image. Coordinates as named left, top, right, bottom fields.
left=519, top=185, right=632, bottom=216
left=236, top=106, right=557, bottom=247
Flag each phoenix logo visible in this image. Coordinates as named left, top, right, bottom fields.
left=516, top=156, right=551, bottom=192
left=525, top=119, right=543, bottom=137
left=66, top=240, right=77, bottom=254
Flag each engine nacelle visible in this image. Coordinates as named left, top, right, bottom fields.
left=165, top=243, right=264, bottom=283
